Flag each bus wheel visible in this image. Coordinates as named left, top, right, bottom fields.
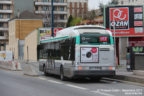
left=90, top=77, right=101, bottom=82
left=44, top=66, right=49, bottom=76
left=60, top=67, right=66, bottom=81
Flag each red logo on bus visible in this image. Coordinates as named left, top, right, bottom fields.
left=91, top=48, right=97, bottom=53
left=100, top=37, right=108, bottom=42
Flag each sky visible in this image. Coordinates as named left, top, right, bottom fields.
left=88, top=0, right=111, bottom=10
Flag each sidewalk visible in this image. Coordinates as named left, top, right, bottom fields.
left=113, top=66, right=144, bottom=84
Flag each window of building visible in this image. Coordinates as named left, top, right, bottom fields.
left=7, top=5, right=10, bottom=10
left=42, top=6, right=49, bottom=11
left=60, top=15, right=64, bottom=20
left=0, top=14, right=2, bottom=19
left=53, top=0, right=58, bottom=3
left=60, top=6, right=64, bottom=11
left=0, top=4, right=3, bottom=10
left=0, top=23, right=3, bottom=27
left=7, top=14, right=11, bottom=19
left=121, top=1, right=124, bottom=4
left=35, top=6, right=38, bottom=11
left=43, top=0, right=49, bottom=2
left=59, top=0, right=64, bottom=3
left=0, top=31, right=4, bottom=36
left=53, top=6, right=57, bottom=11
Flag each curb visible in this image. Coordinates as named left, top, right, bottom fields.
left=112, top=75, right=144, bottom=84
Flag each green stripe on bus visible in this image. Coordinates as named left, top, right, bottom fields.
left=110, top=36, right=114, bottom=44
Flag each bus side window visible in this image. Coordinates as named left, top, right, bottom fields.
left=55, top=42, right=61, bottom=60
left=70, top=38, right=75, bottom=61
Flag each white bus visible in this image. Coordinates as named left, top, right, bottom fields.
left=38, top=25, right=115, bottom=80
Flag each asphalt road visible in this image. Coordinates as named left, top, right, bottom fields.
left=0, top=69, right=144, bottom=96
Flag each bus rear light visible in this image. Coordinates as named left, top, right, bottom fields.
left=102, top=67, right=115, bottom=70
left=78, top=66, right=82, bottom=70
left=109, top=67, right=113, bottom=70
left=109, top=67, right=115, bottom=70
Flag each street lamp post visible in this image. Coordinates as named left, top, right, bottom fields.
left=51, top=0, right=54, bottom=37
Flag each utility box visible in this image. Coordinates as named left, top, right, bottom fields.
left=126, top=46, right=144, bottom=71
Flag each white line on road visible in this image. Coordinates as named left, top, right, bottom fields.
left=39, top=77, right=63, bottom=84
left=47, top=80, right=64, bottom=84
left=66, top=84, right=88, bottom=90
left=39, top=77, right=47, bottom=81
left=91, top=91, right=115, bottom=96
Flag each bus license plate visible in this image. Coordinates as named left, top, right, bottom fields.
left=89, top=67, right=101, bottom=70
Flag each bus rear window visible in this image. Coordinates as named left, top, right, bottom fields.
left=80, top=33, right=111, bottom=45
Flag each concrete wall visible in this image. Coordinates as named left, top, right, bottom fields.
left=24, top=30, right=38, bottom=62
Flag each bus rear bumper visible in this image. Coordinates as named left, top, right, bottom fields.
left=72, top=70, right=115, bottom=78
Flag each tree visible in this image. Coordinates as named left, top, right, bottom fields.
left=99, top=3, right=104, bottom=16
left=66, top=15, right=73, bottom=27
left=70, top=17, right=82, bottom=26
left=99, top=3, right=104, bottom=13
left=89, top=10, right=96, bottom=20
left=98, top=0, right=118, bottom=16
left=110, top=0, right=118, bottom=5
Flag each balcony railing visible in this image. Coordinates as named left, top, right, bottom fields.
left=0, top=18, right=9, bottom=22
left=0, top=10, right=13, bottom=13
left=56, top=19, right=67, bottom=23
left=35, top=2, right=67, bottom=6
left=0, top=27, right=8, bottom=31
left=0, top=0, right=12, bottom=4
left=0, top=36, right=8, bottom=40
left=35, top=10, right=67, bottom=14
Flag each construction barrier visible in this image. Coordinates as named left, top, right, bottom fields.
left=0, top=61, right=22, bottom=71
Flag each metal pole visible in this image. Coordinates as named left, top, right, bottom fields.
left=51, top=0, right=54, bottom=37
left=103, top=5, right=106, bottom=27
left=113, top=8, right=117, bottom=66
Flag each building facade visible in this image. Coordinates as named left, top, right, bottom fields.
left=34, top=0, right=68, bottom=27
left=118, top=0, right=144, bottom=5
left=7, top=18, right=43, bottom=60
left=67, top=0, right=88, bottom=18
left=0, top=0, right=14, bottom=51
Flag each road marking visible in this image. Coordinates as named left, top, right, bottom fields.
left=91, top=91, right=114, bottom=96
left=66, top=84, right=88, bottom=90
left=39, top=77, right=47, bottom=80
left=47, top=80, right=63, bottom=84
left=39, top=77, right=63, bottom=84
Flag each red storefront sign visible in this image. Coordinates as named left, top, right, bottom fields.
left=110, top=7, right=129, bottom=30
left=134, top=7, right=143, bottom=13
left=106, top=6, right=144, bottom=37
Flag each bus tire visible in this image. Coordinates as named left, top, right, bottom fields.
left=44, top=66, right=49, bottom=76
left=90, top=77, right=101, bottom=82
left=60, top=66, right=66, bottom=81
